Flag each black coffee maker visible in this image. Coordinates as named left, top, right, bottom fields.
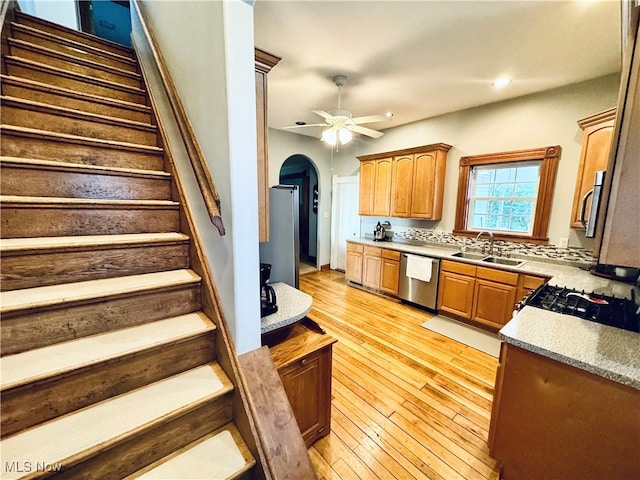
left=260, top=263, right=278, bottom=316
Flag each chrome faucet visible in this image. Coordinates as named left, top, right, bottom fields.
left=476, top=230, right=494, bottom=256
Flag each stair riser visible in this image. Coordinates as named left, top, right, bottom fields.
left=8, top=40, right=142, bottom=88
left=1, top=205, right=180, bottom=238
left=55, top=398, right=234, bottom=480
left=1, top=243, right=189, bottom=291
left=1, top=131, right=164, bottom=170
left=11, top=26, right=138, bottom=73
left=1, top=285, right=201, bottom=355
left=5, top=59, right=145, bottom=104
left=1, top=332, right=217, bottom=438
left=14, top=12, right=134, bottom=59
left=1, top=79, right=151, bottom=123
left=2, top=103, right=158, bottom=146
left=0, top=165, right=171, bottom=201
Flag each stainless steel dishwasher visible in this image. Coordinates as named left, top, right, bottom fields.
left=398, top=253, right=440, bottom=310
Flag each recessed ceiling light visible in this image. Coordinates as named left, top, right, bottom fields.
left=295, top=121, right=306, bottom=125
left=385, top=112, right=394, bottom=118
left=492, top=77, right=512, bottom=88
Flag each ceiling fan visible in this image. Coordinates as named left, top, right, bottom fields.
left=284, top=75, right=392, bottom=147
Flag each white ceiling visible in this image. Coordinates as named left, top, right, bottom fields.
left=253, top=0, right=622, bottom=139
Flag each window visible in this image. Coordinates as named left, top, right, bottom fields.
left=453, top=146, right=561, bottom=243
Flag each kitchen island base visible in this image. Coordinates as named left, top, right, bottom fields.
left=489, top=342, right=640, bottom=480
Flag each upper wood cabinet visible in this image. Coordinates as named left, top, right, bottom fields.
left=359, top=158, right=393, bottom=216
left=255, top=48, right=281, bottom=242
left=569, top=108, right=616, bottom=229
left=359, top=143, right=451, bottom=220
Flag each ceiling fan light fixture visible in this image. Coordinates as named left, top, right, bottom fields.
left=321, top=127, right=352, bottom=146
left=321, top=128, right=337, bottom=145
left=339, top=128, right=353, bottom=145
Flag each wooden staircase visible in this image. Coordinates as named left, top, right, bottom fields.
left=1, top=8, right=257, bottom=479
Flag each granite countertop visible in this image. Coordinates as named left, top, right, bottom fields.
left=260, top=282, right=312, bottom=334
left=348, top=237, right=640, bottom=388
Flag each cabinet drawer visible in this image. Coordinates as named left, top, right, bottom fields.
left=347, top=242, right=364, bottom=253
left=476, top=266, right=519, bottom=286
left=441, top=259, right=476, bottom=276
left=363, top=245, right=382, bottom=256
left=520, top=274, right=547, bottom=290
left=381, top=249, right=401, bottom=261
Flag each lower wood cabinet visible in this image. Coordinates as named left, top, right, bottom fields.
left=362, top=246, right=382, bottom=289
left=439, top=259, right=547, bottom=330
left=268, top=320, right=337, bottom=447
left=489, top=343, right=640, bottom=479
left=346, top=242, right=401, bottom=296
left=380, top=249, right=401, bottom=295
left=345, top=242, right=363, bottom=284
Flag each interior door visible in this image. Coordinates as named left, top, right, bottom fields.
left=331, top=175, right=360, bottom=270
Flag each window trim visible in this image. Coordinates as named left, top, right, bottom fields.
left=453, top=146, right=561, bottom=244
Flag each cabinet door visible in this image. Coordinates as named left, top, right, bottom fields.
left=570, top=110, right=616, bottom=228
left=345, top=251, right=363, bottom=284
left=390, top=155, right=414, bottom=217
left=438, top=271, right=475, bottom=318
left=256, top=69, right=269, bottom=241
left=380, top=255, right=400, bottom=295
left=362, top=252, right=382, bottom=289
left=473, top=279, right=517, bottom=329
left=372, top=158, right=393, bottom=216
left=358, top=160, right=376, bottom=215
left=278, top=348, right=332, bottom=447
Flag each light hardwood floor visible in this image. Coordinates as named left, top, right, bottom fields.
left=299, top=270, right=501, bottom=480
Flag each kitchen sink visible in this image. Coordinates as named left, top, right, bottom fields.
left=451, top=251, right=487, bottom=260
left=482, top=256, right=526, bottom=267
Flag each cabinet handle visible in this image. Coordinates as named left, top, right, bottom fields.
left=318, top=427, right=326, bottom=434
left=300, top=358, right=308, bottom=366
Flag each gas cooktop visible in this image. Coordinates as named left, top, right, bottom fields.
left=522, top=284, right=640, bottom=333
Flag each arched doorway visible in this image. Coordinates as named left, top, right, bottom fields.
left=279, top=155, right=319, bottom=272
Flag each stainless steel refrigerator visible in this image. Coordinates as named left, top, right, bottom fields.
left=259, top=185, right=300, bottom=288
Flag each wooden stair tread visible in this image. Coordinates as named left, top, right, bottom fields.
left=0, top=269, right=201, bottom=313
left=0, top=313, right=215, bottom=389
left=10, top=22, right=137, bottom=67
left=130, top=424, right=254, bottom=479
left=4, top=55, right=145, bottom=94
left=0, top=125, right=163, bottom=153
left=1, top=96, right=157, bottom=131
left=0, top=233, right=188, bottom=253
left=0, top=156, right=170, bottom=178
left=0, top=75, right=151, bottom=113
left=0, top=364, right=232, bottom=479
left=8, top=37, right=142, bottom=81
left=0, top=196, right=178, bottom=207
left=14, top=10, right=134, bottom=58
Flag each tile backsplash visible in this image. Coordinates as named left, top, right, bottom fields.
left=392, top=227, right=597, bottom=267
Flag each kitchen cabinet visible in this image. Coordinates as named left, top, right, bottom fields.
left=489, top=342, right=640, bottom=479
left=268, top=320, right=336, bottom=447
left=346, top=243, right=400, bottom=296
left=438, top=260, right=476, bottom=319
left=362, top=245, right=382, bottom=290
left=569, top=108, right=616, bottom=229
left=255, top=48, right=281, bottom=242
left=595, top=8, right=640, bottom=268
left=359, top=158, right=392, bottom=216
left=472, top=267, right=518, bottom=329
left=359, top=143, right=451, bottom=220
left=380, top=249, right=401, bottom=295
left=345, top=241, right=363, bottom=284
left=438, top=260, right=548, bottom=330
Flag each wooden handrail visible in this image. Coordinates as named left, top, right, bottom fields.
left=130, top=0, right=225, bottom=236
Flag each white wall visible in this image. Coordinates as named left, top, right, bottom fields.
left=320, top=74, right=620, bottom=249
left=136, top=0, right=261, bottom=354
left=17, top=0, right=78, bottom=29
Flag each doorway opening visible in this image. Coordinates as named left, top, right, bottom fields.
left=279, top=155, right=319, bottom=273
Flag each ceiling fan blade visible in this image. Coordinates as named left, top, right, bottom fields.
left=349, top=114, right=390, bottom=125
left=283, top=123, right=327, bottom=130
left=311, top=109, right=335, bottom=120
left=347, top=124, right=384, bottom=139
